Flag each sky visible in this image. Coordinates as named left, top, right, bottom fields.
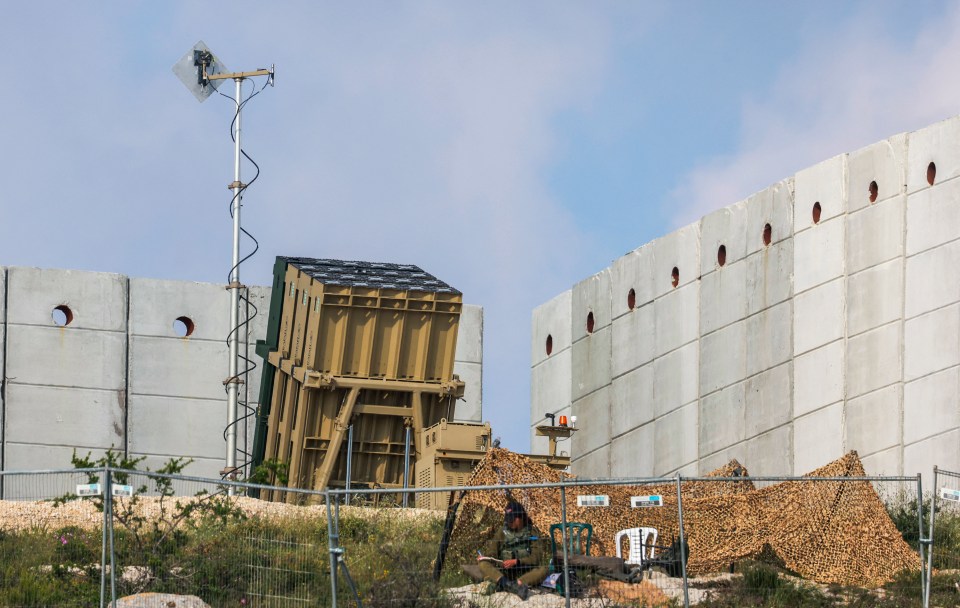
left=1, top=2, right=958, bottom=453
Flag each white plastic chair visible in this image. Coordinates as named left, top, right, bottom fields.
left=614, top=527, right=658, bottom=565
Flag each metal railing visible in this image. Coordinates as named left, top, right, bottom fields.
left=0, top=467, right=937, bottom=607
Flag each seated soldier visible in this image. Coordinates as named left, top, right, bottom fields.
left=477, top=500, right=548, bottom=600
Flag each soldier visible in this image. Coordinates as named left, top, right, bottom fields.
left=477, top=500, right=548, bottom=600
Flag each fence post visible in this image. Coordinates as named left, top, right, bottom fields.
left=676, top=475, right=690, bottom=608
left=326, top=490, right=339, bottom=608
left=100, top=466, right=108, bottom=608
left=916, top=473, right=926, bottom=608
left=559, top=477, right=571, bottom=608
left=925, top=467, right=937, bottom=608
left=106, top=467, right=116, bottom=607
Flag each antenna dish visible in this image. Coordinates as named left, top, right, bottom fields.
left=172, top=40, right=229, bottom=102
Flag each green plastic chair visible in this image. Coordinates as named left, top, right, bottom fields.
left=549, top=522, right=593, bottom=558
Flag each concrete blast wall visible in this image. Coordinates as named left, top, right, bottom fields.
left=0, top=267, right=482, bottom=480
left=532, top=115, right=960, bottom=480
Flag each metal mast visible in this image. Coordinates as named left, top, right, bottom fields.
left=173, top=42, right=274, bottom=483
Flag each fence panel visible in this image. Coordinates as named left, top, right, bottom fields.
left=0, top=466, right=934, bottom=607
left=0, top=468, right=107, bottom=607
left=928, top=467, right=960, bottom=606
left=105, top=470, right=331, bottom=607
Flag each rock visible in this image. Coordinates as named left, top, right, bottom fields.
left=112, top=593, right=211, bottom=608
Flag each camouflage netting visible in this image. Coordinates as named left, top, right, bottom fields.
left=445, top=448, right=921, bottom=587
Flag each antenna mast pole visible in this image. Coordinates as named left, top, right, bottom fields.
left=172, top=42, right=274, bottom=486
left=226, top=75, right=243, bottom=481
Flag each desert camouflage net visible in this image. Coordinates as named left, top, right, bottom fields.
left=446, top=449, right=921, bottom=587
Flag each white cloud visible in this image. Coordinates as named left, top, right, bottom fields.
left=667, top=4, right=960, bottom=227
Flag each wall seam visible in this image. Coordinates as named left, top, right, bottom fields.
left=1, top=267, right=7, bottom=495
left=124, top=276, right=131, bottom=458
left=898, top=139, right=909, bottom=476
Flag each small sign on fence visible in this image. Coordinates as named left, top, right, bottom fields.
left=631, top=495, right=663, bottom=508
left=112, top=484, right=135, bottom=498
left=76, top=483, right=102, bottom=497
left=941, top=487, right=960, bottom=502
left=576, top=495, right=609, bottom=507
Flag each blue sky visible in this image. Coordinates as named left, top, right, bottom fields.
left=1, top=2, right=958, bottom=453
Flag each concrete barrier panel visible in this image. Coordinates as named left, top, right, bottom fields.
left=846, top=134, right=907, bottom=212
left=794, top=154, right=846, bottom=230
left=455, top=304, right=483, bottom=365
left=128, top=395, right=225, bottom=460
left=654, top=401, right=697, bottom=474
left=743, top=425, right=792, bottom=478
left=611, top=245, right=654, bottom=321
left=906, top=178, right=960, bottom=255
left=794, top=217, right=844, bottom=295
left=572, top=269, right=611, bottom=344
left=129, top=278, right=228, bottom=340
left=845, top=323, right=901, bottom=399
left=531, top=349, right=572, bottom=426
left=745, top=180, right=794, bottom=258
left=793, top=279, right=844, bottom=356
left=746, top=238, right=793, bottom=316
left=571, top=326, right=611, bottom=402
left=845, top=385, right=901, bottom=458
left=128, top=336, right=228, bottom=401
left=652, top=342, right=698, bottom=419
left=744, top=363, right=791, bottom=439
left=904, top=304, right=960, bottom=381
left=700, top=201, right=747, bottom=277
left=745, top=301, right=791, bottom=378
left=571, top=444, right=610, bottom=479
left=699, top=382, right=745, bottom=457
left=846, top=196, right=905, bottom=275
left=793, top=340, right=844, bottom=418
left=904, top=366, right=960, bottom=445
left=793, top=402, right=842, bottom=475
left=571, top=386, right=611, bottom=457
left=906, top=116, right=960, bottom=195
left=904, top=429, right=959, bottom=479
left=610, top=423, right=653, bottom=476
left=654, top=282, right=699, bottom=357
left=905, top=240, right=960, bottom=318
left=610, top=363, right=654, bottom=436
left=453, top=361, right=482, bottom=422
left=699, top=320, right=746, bottom=395
left=611, top=302, right=654, bottom=378
left=532, top=291, right=571, bottom=368
left=651, top=223, right=700, bottom=301
left=5, top=384, right=124, bottom=449
left=6, top=267, right=127, bottom=331
left=860, top=446, right=901, bottom=476
left=699, top=259, right=746, bottom=336
left=847, top=259, right=903, bottom=337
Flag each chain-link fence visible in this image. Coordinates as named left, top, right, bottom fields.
left=0, top=466, right=936, bottom=607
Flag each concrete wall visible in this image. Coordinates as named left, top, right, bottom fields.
left=532, top=115, right=960, bottom=479
left=0, top=268, right=483, bottom=480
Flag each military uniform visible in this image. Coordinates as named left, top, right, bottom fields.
left=478, top=523, right=549, bottom=586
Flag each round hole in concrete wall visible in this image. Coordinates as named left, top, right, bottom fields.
left=545, top=334, right=553, bottom=356
left=173, top=316, right=195, bottom=337
left=869, top=181, right=878, bottom=203
left=627, top=288, right=636, bottom=310
left=927, top=162, right=937, bottom=186
left=52, top=305, right=73, bottom=327
left=717, top=244, right=727, bottom=267
left=586, top=312, right=595, bottom=334
left=671, top=267, right=679, bottom=288
left=762, top=223, right=772, bottom=246
left=812, top=202, right=822, bottom=225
